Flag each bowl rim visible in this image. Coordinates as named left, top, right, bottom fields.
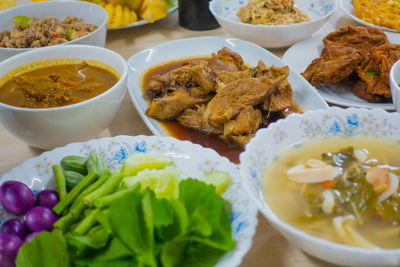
left=390, top=59, right=400, bottom=90
left=209, top=0, right=338, bottom=29
left=0, top=44, right=127, bottom=112
left=240, top=106, right=400, bottom=256
left=0, top=1, right=108, bottom=52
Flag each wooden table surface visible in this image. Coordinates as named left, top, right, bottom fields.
left=0, top=7, right=362, bottom=267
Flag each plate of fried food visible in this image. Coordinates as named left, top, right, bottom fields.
left=127, top=36, right=328, bottom=163
left=340, top=0, right=400, bottom=33
left=282, top=26, right=400, bottom=110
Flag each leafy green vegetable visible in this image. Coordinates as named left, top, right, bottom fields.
left=333, top=177, right=378, bottom=223
left=16, top=230, right=70, bottom=267
left=303, top=186, right=323, bottom=216
left=13, top=15, right=30, bottom=30
left=123, top=165, right=180, bottom=199
left=87, top=151, right=106, bottom=177
left=377, top=196, right=400, bottom=221
left=322, top=147, right=356, bottom=169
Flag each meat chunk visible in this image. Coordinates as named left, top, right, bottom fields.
left=208, top=47, right=245, bottom=72
left=177, top=105, right=223, bottom=135
left=263, top=79, right=293, bottom=111
left=302, top=45, right=361, bottom=86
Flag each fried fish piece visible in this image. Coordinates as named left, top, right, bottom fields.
left=356, top=44, right=400, bottom=99
left=323, top=26, right=388, bottom=54
left=302, top=45, right=361, bottom=86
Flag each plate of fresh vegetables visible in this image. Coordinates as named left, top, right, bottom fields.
left=0, top=135, right=257, bottom=267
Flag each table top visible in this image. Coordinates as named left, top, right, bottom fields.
left=0, top=7, right=362, bottom=267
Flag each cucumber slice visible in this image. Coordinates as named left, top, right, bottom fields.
left=203, top=171, right=232, bottom=195
left=121, top=153, right=173, bottom=177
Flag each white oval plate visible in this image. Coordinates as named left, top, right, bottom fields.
left=127, top=36, right=328, bottom=140
left=340, top=0, right=400, bottom=33
left=0, top=135, right=258, bottom=267
left=282, top=33, right=400, bottom=110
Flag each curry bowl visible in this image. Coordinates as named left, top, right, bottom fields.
left=0, top=44, right=127, bottom=150
left=209, top=0, right=337, bottom=48
left=390, top=60, right=400, bottom=112
left=126, top=36, right=328, bottom=162
left=0, top=1, right=108, bottom=62
left=240, top=107, right=400, bottom=266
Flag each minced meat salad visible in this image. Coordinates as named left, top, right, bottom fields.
left=0, top=16, right=97, bottom=48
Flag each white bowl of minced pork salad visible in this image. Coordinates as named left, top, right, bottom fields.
left=0, top=1, right=108, bottom=62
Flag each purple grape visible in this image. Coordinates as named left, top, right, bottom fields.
left=0, top=181, right=35, bottom=215
left=36, top=190, right=59, bottom=209
left=1, top=219, right=26, bottom=240
left=24, top=206, right=58, bottom=232
left=24, top=231, right=43, bottom=243
left=0, top=233, right=23, bottom=267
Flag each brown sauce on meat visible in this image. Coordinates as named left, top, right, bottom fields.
left=0, top=61, right=119, bottom=108
left=142, top=57, right=302, bottom=163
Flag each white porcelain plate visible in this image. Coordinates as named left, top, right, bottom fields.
left=340, top=0, right=400, bottom=34
left=282, top=33, right=400, bottom=110
left=127, top=36, right=328, bottom=138
left=0, top=135, right=258, bottom=267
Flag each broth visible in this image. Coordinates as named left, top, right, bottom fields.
left=263, top=137, right=400, bottom=249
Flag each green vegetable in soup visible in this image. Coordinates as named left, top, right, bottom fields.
left=322, top=146, right=357, bottom=169
left=376, top=195, right=400, bottom=221
left=13, top=15, right=31, bottom=30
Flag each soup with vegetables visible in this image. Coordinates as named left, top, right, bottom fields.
left=263, top=137, right=400, bottom=249
left=0, top=60, right=119, bottom=108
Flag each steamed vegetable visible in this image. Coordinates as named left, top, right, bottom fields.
left=60, top=156, right=88, bottom=174
left=53, top=165, right=67, bottom=201
left=1, top=219, right=26, bottom=240
left=0, top=233, right=23, bottom=267
left=64, top=170, right=86, bottom=190
left=24, top=206, right=58, bottom=232
left=0, top=181, right=35, bottom=215
left=36, top=190, right=59, bottom=209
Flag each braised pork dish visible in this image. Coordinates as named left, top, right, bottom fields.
left=143, top=48, right=298, bottom=157
left=0, top=16, right=97, bottom=48
left=302, top=26, right=400, bottom=103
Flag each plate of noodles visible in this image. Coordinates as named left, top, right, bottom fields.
left=340, top=0, right=400, bottom=33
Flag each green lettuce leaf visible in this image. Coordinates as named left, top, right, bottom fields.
left=16, top=230, right=71, bottom=267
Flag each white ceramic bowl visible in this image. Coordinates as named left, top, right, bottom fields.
left=209, top=0, right=338, bottom=48
left=240, top=107, right=400, bottom=266
left=0, top=1, right=108, bottom=62
left=0, top=44, right=128, bottom=150
left=0, top=135, right=258, bottom=267
left=390, top=60, right=400, bottom=112
left=127, top=36, right=328, bottom=138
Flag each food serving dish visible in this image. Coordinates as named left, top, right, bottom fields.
left=0, top=135, right=258, bottom=267
left=127, top=36, right=328, bottom=153
left=240, top=107, right=400, bottom=266
left=0, top=44, right=127, bottom=150
left=0, top=1, right=108, bottom=62
left=390, top=60, right=400, bottom=112
left=209, top=0, right=337, bottom=48
left=283, top=33, right=400, bottom=110
left=110, top=2, right=178, bottom=30
left=340, top=0, right=400, bottom=33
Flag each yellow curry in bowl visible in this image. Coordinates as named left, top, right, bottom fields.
left=0, top=59, right=119, bottom=108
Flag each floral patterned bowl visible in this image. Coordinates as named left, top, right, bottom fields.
left=0, top=135, right=258, bottom=267
left=240, top=107, right=400, bottom=266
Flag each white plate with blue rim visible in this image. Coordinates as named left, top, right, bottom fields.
left=0, top=135, right=258, bottom=267
left=340, top=0, right=400, bottom=34
left=282, top=33, right=400, bottom=110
